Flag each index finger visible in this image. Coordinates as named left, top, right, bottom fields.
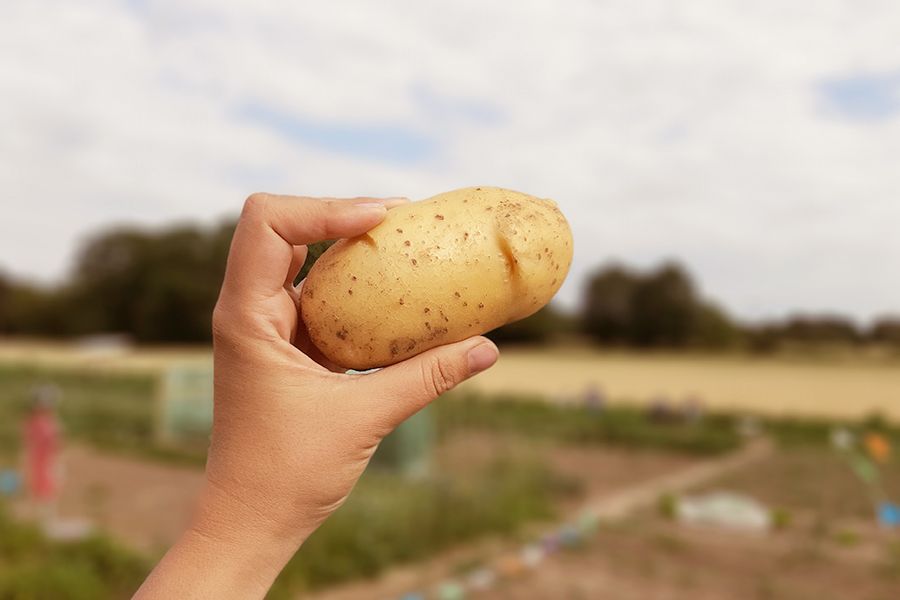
left=220, top=193, right=397, bottom=302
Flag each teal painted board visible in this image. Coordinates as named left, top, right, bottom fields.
left=157, top=363, right=214, bottom=443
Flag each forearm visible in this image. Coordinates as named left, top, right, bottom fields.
left=134, top=483, right=306, bottom=599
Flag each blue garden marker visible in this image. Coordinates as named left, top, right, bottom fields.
left=878, top=502, right=900, bottom=528
left=0, top=469, right=20, bottom=496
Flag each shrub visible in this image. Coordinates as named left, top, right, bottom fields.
left=436, top=391, right=741, bottom=456
left=657, top=493, right=678, bottom=520
left=269, top=458, right=568, bottom=594
left=0, top=505, right=149, bottom=599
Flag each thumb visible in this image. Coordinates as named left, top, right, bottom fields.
left=362, top=336, right=499, bottom=429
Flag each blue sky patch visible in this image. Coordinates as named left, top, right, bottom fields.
left=412, top=83, right=505, bottom=126
left=818, top=70, right=900, bottom=121
left=236, top=101, right=438, bottom=164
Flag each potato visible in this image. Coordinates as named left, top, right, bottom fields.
left=300, top=186, right=573, bottom=369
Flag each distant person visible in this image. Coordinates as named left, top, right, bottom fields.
left=23, top=383, right=62, bottom=522
left=135, top=194, right=499, bottom=599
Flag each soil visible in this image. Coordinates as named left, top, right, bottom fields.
left=9, top=433, right=698, bottom=559
left=311, top=442, right=900, bottom=600
left=437, top=431, right=699, bottom=509
left=11, top=438, right=899, bottom=599
left=492, top=518, right=900, bottom=600
left=12, top=444, right=205, bottom=554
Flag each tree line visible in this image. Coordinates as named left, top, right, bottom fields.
left=1, top=220, right=898, bottom=350
left=496, top=262, right=900, bottom=351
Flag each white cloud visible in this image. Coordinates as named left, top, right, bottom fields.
left=1, top=0, right=899, bottom=322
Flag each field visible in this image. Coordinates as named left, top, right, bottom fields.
left=487, top=448, right=900, bottom=600
left=3, top=340, right=900, bottom=599
left=2, top=341, right=898, bottom=420
left=460, top=348, right=900, bottom=420
left=0, top=353, right=743, bottom=598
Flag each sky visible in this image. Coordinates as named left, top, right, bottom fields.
left=1, top=0, right=899, bottom=323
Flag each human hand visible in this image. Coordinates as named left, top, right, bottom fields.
left=135, top=194, right=499, bottom=599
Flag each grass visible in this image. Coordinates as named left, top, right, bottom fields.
left=0, top=451, right=572, bottom=599
left=3, top=362, right=898, bottom=463
left=0, top=503, right=149, bottom=600
left=4, top=361, right=900, bottom=597
left=0, top=365, right=157, bottom=462
left=0, top=366, right=578, bottom=598
left=436, top=390, right=742, bottom=456
left=268, top=456, right=573, bottom=596
left=765, top=412, right=900, bottom=448
left=700, top=446, right=900, bottom=523
left=1, top=366, right=745, bottom=467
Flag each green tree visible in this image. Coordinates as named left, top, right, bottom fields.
left=487, top=305, right=572, bottom=345
left=581, top=262, right=739, bottom=349
left=630, top=263, right=697, bottom=347
left=779, top=315, right=861, bottom=345
left=581, top=264, right=639, bottom=344
left=63, top=221, right=236, bottom=342
left=691, top=303, right=742, bottom=348
left=870, top=317, right=900, bottom=346
left=0, top=273, right=64, bottom=336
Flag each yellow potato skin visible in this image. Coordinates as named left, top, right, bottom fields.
left=300, top=186, right=573, bottom=369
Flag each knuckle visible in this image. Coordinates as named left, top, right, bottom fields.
left=421, top=356, right=457, bottom=398
left=242, top=192, right=270, bottom=218
left=210, top=303, right=233, bottom=342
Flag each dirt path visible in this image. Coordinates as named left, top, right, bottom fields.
left=13, top=444, right=205, bottom=554
left=309, top=440, right=773, bottom=600
left=407, top=438, right=900, bottom=600
left=493, top=518, right=900, bottom=600
left=582, top=439, right=772, bottom=520
left=8, top=435, right=704, bottom=561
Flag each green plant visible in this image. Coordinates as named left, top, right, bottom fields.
left=269, top=457, right=567, bottom=594
left=832, top=529, right=860, bottom=547
left=436, top=391, right=741, bottom=456
left=771, top=507, right=793, bottom=530
left=765, top=413, right=900, bottom=449
left=876, top=540, right=900, bottom=580
left=0, top=504, right=149, bottom=599
left=658, top=493, right=679, bottom=520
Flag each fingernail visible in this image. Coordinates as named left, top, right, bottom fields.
left=467, top=341, right=498, bottom=374
left=384, top=196, right=411, bottom=202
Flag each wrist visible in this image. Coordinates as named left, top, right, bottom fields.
left=149, top=479, right=310, bottom=598
left=191, top=476, right=311, bottom=559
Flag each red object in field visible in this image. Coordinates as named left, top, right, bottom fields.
left=24, top=410, right=60, bottom=500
